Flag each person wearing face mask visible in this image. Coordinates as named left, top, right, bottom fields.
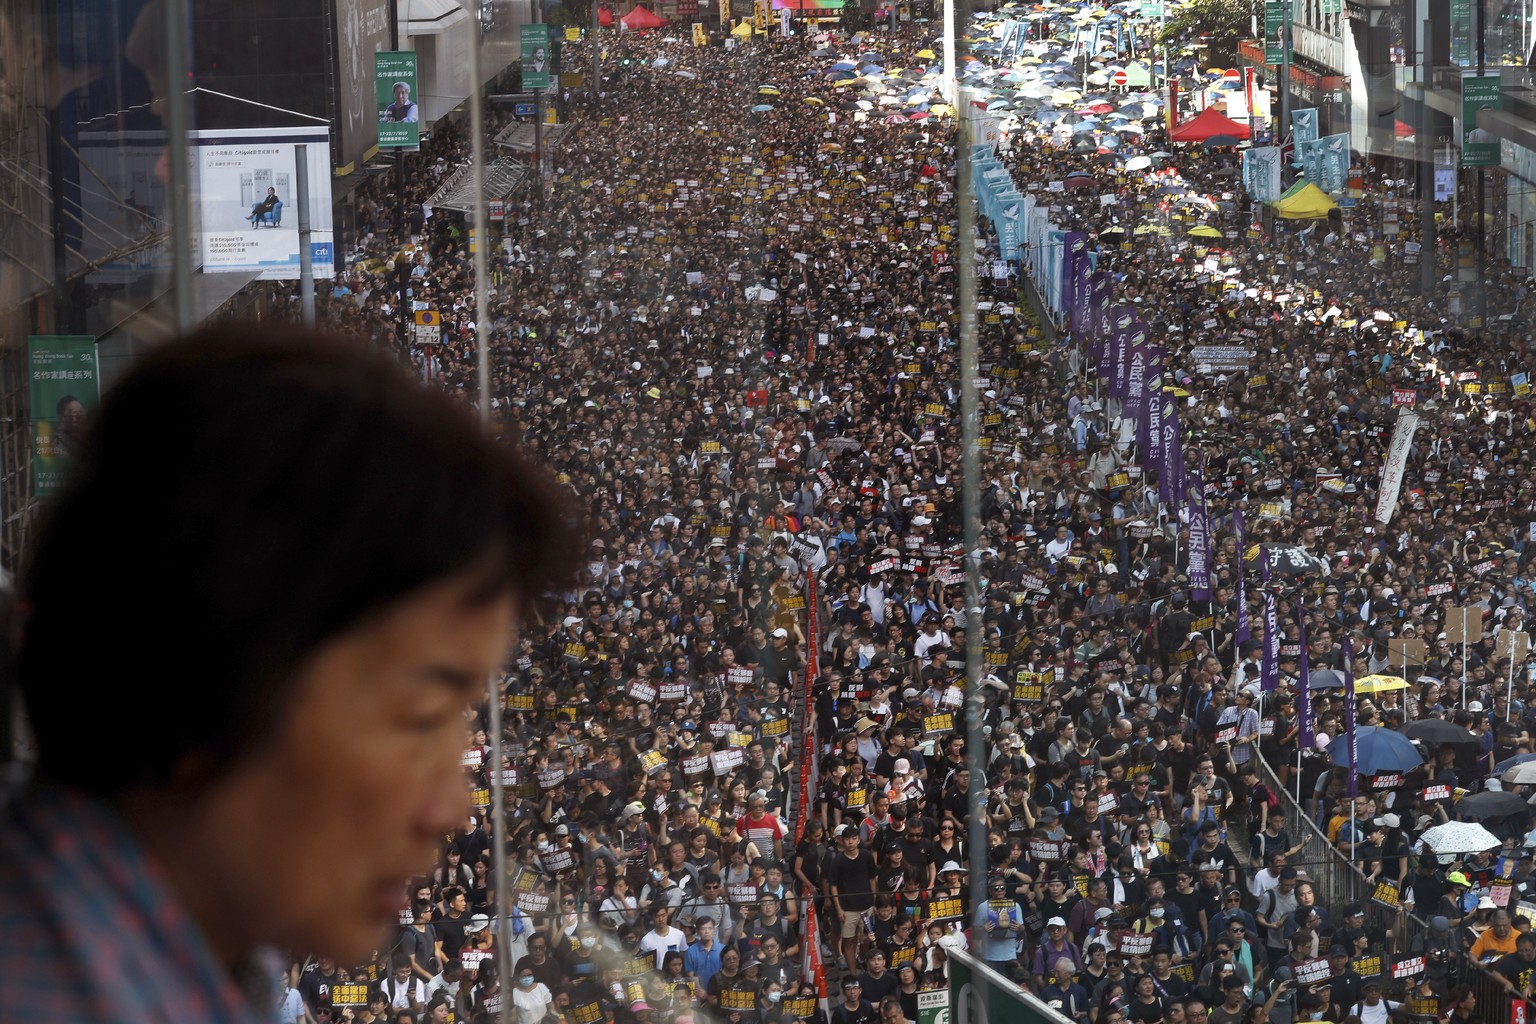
left=510, top=967, right=552, bottom=1024
left=559, top=924, right=605, bottom=979
left=757, top=978, right=788, bottom=1022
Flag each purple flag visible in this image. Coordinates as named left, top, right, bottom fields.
left=1297, top=595, right=1314, bottom=750
left=1234, top=507, right=1250, bottom=646
left=1260, top=553, right=1278, bottom=693
left=1062, top=232, right=1088, bottom=313
left=1188, top=455, right=1210, bottom=600
left=1145, top=387, right=1164, bottom=482
left=1090, top=271, right=1112, bottom=340
left=1071, top=258, right=1092, bottom=335
left=1131, top=345, right=1163, bottom=450
left=1159, top=393, right=1182, bottom=505
left=1343, top=637, right=1358, bottom=797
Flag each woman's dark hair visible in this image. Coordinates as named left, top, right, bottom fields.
left=19, top=326, right=582, bottom=795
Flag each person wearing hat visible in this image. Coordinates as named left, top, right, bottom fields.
left=829, top=819, right=880, bottom=973
left=1031, top=916, right=1082, bottom=989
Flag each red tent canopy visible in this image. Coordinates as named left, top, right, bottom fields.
left=621, top=4, right=668, bottom=28
left=598, top=5, right=614, bottom=24
left=1168, top=106, right=1251, bottom=143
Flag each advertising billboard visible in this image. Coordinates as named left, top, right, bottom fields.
left=522, top=25, right=551, bottom=91
left=376, top=50, right=420, bottom=149
left=192, top=126, right=336, bottom=280
left=333, top=0, right=394, bottom=172
left=28, top=336, right=100, bottom=497
left=1462, top=74, right=1501, bottom=167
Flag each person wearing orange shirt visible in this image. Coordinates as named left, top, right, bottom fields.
left=1471, top=909, right=1520, bottom=961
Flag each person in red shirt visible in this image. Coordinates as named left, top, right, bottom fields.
left=736, top=791, right=787, bottom=862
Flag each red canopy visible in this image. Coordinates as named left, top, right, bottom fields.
left=1168, top=106, right=1251, bottom=143
left=621, top=4, right=668, bottom=28
left=598, top=5, right=614, bottom=24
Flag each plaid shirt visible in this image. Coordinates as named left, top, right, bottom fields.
left=0, top=782, right=268, bottom=1024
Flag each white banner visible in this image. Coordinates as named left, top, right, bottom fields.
left=1374, top=410, right=1421, bottom=525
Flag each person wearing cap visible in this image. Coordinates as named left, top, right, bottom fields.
left=1031, top=916, right=1082, bottom=989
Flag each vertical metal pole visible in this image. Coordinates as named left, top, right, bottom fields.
left=391, top=0, right=408, bottom=347
left=163, top=0, right=195, bottom=334
left=463, top=0, right=504, bottom=995
left=296, top=144, right=316, bottom=326
left=532, top=0, right=544, bottom=190
left=593, top=0, right=601, bottom=96
left=1279, top=0, right=1290, bottom=139
left=1420, top=18, right=1437, bottom=294
left=1476, top=0, right=1486, bottom=322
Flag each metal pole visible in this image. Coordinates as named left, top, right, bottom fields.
left=1477, top=0, right=1486, bottom=322
left=163, top=0, right=194, bottom=334
left=593, top=0, right=601, bottom=97
left=391, top=0, right=409, bottom=348
left=1419, top=18, right=1436, bottom=294
left=1279, top=0, right=1290, bottom=140
left=296, top=144, right=316, bottom=326
left=948, top=0, right=982, bottom=914
left=463, top=0, right=505, bottom=993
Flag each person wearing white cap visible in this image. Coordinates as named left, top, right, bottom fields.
left=1030, top=914, right=1081, bottom=988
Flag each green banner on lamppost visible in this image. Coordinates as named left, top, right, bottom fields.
left=27, top=335, right=99, bottom=496
left=522, top=24, right=551, bottom=91
left=1264, top=0, right=1287, bottom=65
left=376, top=51, right=420, bottom=149
left=1450, top=0, right=1472, bottom=64
left=1462, top=74, right=1501, bottom=167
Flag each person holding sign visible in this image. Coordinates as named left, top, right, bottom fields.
left=975, top=876, right=1026, bottom=981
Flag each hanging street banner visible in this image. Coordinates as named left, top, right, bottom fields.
left=522, top=24, right=552, bottom=91
left=1243, top=146, right=1282, bottom=203
left=28, top=336, right=100, bottom=497
left=1316, top=133, right=1350, bottom=192
left=1451, top=0, right=1472, bottom=64
left=1291, top=107, right=1318, bottom=149
left=1461, top=73, right=1501, bottom=167
left=375, top=50, right=419, bottom=149
left=1264, top=0, right=1287, bottom=65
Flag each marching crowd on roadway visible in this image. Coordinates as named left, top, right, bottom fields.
left=273, top=12, right=1536, bottom=1024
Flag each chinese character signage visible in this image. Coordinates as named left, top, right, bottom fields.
left=28, top=336, right=99, bottom=496
left=1264, top=0, right=1287, bottom=65
left=1462, top=74, right=1501, bottom=167
left=376, top=51, right=419, bottom=148
left=522, top=24, right=551, bottom=91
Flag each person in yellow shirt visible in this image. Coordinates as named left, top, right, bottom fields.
left=1471, top=909, right=1520, bottom=960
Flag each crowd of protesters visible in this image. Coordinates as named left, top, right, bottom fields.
left=263, top=9, right=1536, bottom=1024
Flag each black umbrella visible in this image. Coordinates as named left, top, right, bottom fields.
left=1456, top=790, right=1530, bottom=818
left=1401, top=718, right=1478, bottom=745
left=1306, top=669, right=1345, bottom=690
left=1205, top=134, right=1240, bottom=148
left=1244, top=544, right=1328, bottom=578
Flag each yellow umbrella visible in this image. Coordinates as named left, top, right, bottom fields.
left=1356, top=674, right=1410, bottom=694
left=1133, top=223, right=1170, bottom=236
left=1189, top=224, right=1222, bottom=238
left=820, top=142, right=844, bottom=152
left=1019, top=55, right=1043, bottom=64
left=930, top=103, right=955, bottom=117
left=804, top=96, right=825, bottom=106
left=731, top=20, right=753, bottom=36
left=916, top=48, right=937, bottom=58
left=758, top=85, right=781, bottom=95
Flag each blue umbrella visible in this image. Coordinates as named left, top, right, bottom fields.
left=832, top=60, right=857, bottom=69
left=1495, top=751, right=1536, bottom=774
left=751, top=104, right=774, bottom=112
left=1329, top=725, right=1424, bottom=775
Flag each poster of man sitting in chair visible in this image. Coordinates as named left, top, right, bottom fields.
left=192, top=126, right=335, bottom=280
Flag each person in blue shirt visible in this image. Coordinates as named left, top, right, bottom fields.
left=974, top=876, right=1025, bottom=980
left=684, top=917, right=725, bottom=989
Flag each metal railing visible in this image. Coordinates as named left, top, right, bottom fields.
left=1251, top=749, right=1519, bottom=1019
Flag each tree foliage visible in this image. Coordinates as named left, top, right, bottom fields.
left=1157, top=0, right=1256, bottom=65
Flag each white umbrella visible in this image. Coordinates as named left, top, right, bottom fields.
left=1419, top=820, right=1502, bottom=854
left=1504, top=761, right=1536, bottom=785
